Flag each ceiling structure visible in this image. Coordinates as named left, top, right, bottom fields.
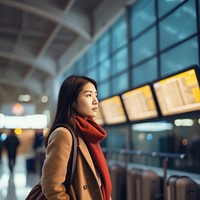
left=0, top=0, right=135, bottom=114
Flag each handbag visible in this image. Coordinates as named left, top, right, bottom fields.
left=25, top=124, right=78, bottom=200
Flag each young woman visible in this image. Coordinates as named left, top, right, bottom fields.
left=41, top=75, right=112, bottom=200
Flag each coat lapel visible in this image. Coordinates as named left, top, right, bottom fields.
left=78, top=136, right=98, bottom=180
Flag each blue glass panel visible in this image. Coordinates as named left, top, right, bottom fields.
left=160, top=37, right=199, bottom=77
left=112, top=73, right=128, bottom=95
left=112, top=15, right=127, bottom=51
left=158, top=0, right=186, bottom=18
left=86, top=68, right=98, bottom=81
left=97, top=33, right=110, bottom=62
left=131, top=0, right=156, bottom=37
left=86, top=45, right=97, bottom=69
left=104, top=127, right=127, bottom=148
left=74, top=57, right=86, bottom=74
left=112, top=47, right=128, bottom=76
left=159, top=0, right=196, bottom=50
left=99, top=59, right=111, bottom=82
left=131, top=58, right=158, bottom=87
left=63, top=67, right=74, bottom=81
left=131, top=27, right=157, bottom=64
left=98, top=81, right=110, bottom=100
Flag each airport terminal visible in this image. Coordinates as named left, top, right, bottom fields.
left=0, top=0, right=200, bottom=199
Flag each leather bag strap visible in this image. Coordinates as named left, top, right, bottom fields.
left=53, top=124, right=78, bottom=193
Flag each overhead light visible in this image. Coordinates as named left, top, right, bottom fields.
left=174, top=119, right=194, bottom=126
left=41, top=96, right=48, bottom=103
left=12, top=103, right=25, bottom=116
left=18, top=94, right=31, bottom=102
left=132, top=122, right=173, bottom=132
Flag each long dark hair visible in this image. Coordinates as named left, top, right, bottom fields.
left=45, top=75, right=97, bottom=146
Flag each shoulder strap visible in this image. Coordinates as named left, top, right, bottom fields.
left=54, top=124, right=78, bottom=193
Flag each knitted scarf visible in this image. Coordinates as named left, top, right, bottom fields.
left=74, top=116, right=112, bottom=200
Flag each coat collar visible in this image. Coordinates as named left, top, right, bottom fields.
left=77, top=136, right=98, bottom=180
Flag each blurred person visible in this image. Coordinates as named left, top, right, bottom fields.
left=33, top=129, right=44, bottom=151
left=188, top=136, right=200, bottom=171
left=4, top=129, right=20, bottom=173
left=26, top=129, right=44, bottom=173
left=0, top=133, right=3, bottom=164
left=41, top=75, right=112, bottom=200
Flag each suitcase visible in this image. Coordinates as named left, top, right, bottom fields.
left=141, top=170, right=161, bottom=200
left=127, top=168, right=161, bottom=200
left=109, top=164, right=126, bottom=200
left=167, top=175, right=198, bottom=200
left=127, top=168, right=143, bottom=200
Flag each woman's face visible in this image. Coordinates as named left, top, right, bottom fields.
left=75, top=82, right=98, bottom=119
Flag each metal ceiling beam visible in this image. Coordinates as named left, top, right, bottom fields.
left=5, top=10, right=26, bottom=76
left=58, top=37, right=90, bottom=74
left=25, top=25, right=61, bottom=80
left=58, top=0, right=138, bottom=74
left=0, top=0, right=91, bottom=40
left=0, top=77, right=43, bottom=96
left=0, top=85, right=11, bottom=102
left=25, top=0, right=77, bottom=80
left=0, top=51, right=56, bottom=77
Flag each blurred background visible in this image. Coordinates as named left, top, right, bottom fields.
left=0, top=0, right=200, bottom=199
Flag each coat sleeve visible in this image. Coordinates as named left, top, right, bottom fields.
left=41, top=127, right=73, bottom=200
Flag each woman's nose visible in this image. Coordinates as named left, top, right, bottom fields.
left=93, top=97, right=98, bottom=105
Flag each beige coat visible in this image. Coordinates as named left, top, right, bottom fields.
left=41, top=127, right=103, bottom=200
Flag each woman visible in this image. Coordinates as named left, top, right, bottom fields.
left=41, top=75, right=112, bottom=200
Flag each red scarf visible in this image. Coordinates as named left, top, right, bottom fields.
left=75, top=116, right=112, bottom=200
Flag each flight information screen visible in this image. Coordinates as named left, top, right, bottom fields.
left=94, top=107, right=104, bottom=125
left=153, top=68, right=200, bottom=116
left=100, top=96, right=127, bottom=125
left=121, top=85, right=158, bottom=121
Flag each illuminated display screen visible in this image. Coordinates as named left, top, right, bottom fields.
left=121, top=85, right=158, bottom=121
left=94, top=107, right=104, bottom=125
left=100, top=96, right=127, bottom=125
left=153, top=68, right=200, bottom=116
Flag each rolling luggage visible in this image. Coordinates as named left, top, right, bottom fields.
left=167, top=175, right=198, bottom=200
left=127, top=168, right=143, bottom=200
left=141, top=170, right=161, bottom=200
left=109, top=164, right=126, bottom=200
left=127, top=168, right=161, bottom=200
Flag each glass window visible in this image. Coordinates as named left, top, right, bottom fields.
left=160, top=37, right=199, bottom=77
left=97, top=33, right=110, bottom=62
left=131, top=27, right=157, bottom=65
left=63, top=67, right=74, bottom=80
left=158, top=0, right=186, bottom=18
left=99, top=59, right=111, bottom=82
left=103, top=126, right=129, bottom=161
left=131, top=58, right=158, bottom=87
left=111, top=73, right=128, bottom=95
left=86, top=68, right=98, bottom=81
left=74, top=57, right=86, bottom=75
left=98, top=81, right=110, bottom=100
left=131, top=0, right=156, bottom=37
left=112, top=15, right=127, bottom=51
left=131, top=122, right=173, bottom=166
left=86, top=45, right=97, bottom=69
left=159, top=0, right=196, bottom=50
left=112, top=47, right=128, bottom=76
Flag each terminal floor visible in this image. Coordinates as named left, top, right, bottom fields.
left=0, top=155, right=40, bottom=200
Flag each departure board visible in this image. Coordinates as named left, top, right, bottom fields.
left=153, top=68, right=200, bottom=116
left=94, top=107, right=104, bottom=125
left=100, top=96, right=127, bottom=125
left=121, top=85, right=158, bottom=121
